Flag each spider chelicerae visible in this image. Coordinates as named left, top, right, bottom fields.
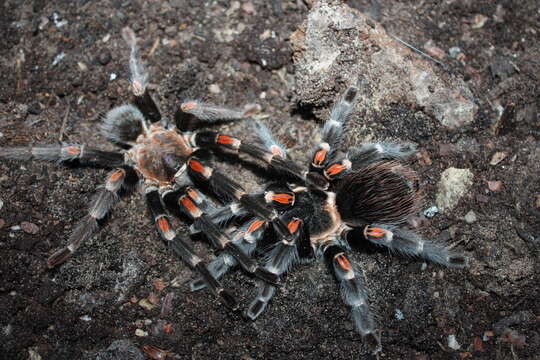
left=1, top=27, right=469, bottom=353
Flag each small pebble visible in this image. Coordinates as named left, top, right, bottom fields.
left=489, top=152, right=507, bottom=165
left=52, top=52, right=65, bottom=67
left=394, top=309, right=404, bottom=320
left=80, top=315, right=92, bottom=321
left=21, top=221, right=40, bottom=234
left=77, top=61, right=88, bottom=72
left=423, top=206, right=439, bottom=218
left=464, top=210, right=477, bottom=224
left=471, top=14, right=488, bottom=29
left=97, top=50, right=112, bottom=66
left=448, top=46, right=461, bottom=58
left=138, top=298, right=156, bottom=311
left=135, top=329, right=148, bottom=337
left=487, top=180, right=503, bottom=192
left=241, top=1, right=256, bottom=14
left=0, top=198, right=3, bottom=210
left=448, top=334, right=461, bottom=350
left=153, top=278, right=168, bottom=291
left=148, top=292, right=160, bottom=305
left=424, top=40, right=445, bottom=59
left=208, top=84, right=220, bottom=94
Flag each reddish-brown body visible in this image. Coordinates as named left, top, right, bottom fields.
left=127, top=124, right=192, bottom=184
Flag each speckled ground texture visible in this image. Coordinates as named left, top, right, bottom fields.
left=1, top=1, right=539, bottom=359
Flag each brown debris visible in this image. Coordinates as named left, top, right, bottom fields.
left=473, top=336, right=485, bottom=352
left=20, top=221, right=39, bottom=234
left=489, top=152, right=507, bottom=165
left=148, top=292, right=160, bottom=305
left=143, top=345, right=170, bottom=360
left=153, top=278, right=168, bottom=291
left=487, top=180, right=503, bottom=192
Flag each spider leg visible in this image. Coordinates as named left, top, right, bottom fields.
left=190, top=217, right=268, bottom=291
left=145, top=184, right=238, bottom=310
left=0, top=144, right=124, bottom=168
left=176, top=100, right=260, bottom=124
left=100, top=105, right=147, bottom=148
left=173, top=186, right=279, bottom=285
left=189, top=201, right=249, bottom=234
left=245, top=216, right=306, bottom=320
left=347, top=142, right=417, bottom=169
left=362, top=224, right=469, bottom=267
left=309, top=80, right=361, bottom=171
left=121, top=27, right=161, bottom=123
left=47, top=166, right=138, bottom=267
left=186, top=152, right=294, bottom=239
left=323, top=241, right=382, bottom=355
left=252, top=120, right=287, bottom=158
left=191, top=131, right=307, bottom=185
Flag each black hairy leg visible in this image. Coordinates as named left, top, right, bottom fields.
left=48, top=166, right=138, bottom=267
left=145, top=184, right=238, bottom=310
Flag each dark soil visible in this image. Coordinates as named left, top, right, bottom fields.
left=0, top=1, right=538, bottom=359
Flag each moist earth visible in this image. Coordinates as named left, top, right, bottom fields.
left=0, top=1, right=538, bottom=359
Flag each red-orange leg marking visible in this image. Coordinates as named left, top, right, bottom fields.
left=157, top=216, right=171, bottom=234
left=325, top=163, right=348, bottom=177
left=217, top=135, right=235, bottom=145
left=335, top=253, right=352, bottom=271
left=180, top=196, right=202, bottom=218
left=65, top=145, right=81, bottom=155
left=247, top=219, right=266, bottom=234
left=271, top=193, right=295, bottom=205
left=365, top=227, right=387, bottom=238
left=313, top=148, right=328, bottom=166
left=287, top=218, right=302, bottom=234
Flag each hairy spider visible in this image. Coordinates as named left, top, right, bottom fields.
left=1, top=27, right=469, bottom=353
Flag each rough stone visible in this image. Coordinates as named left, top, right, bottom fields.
left=291, top=1, right=477, bottom=129
left=435, top=168, right=474, bottom=213
left=464, top=210, right=477, bottom=224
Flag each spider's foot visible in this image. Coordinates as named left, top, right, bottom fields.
left=190, top=278, right=206, bottom=292
left=363, top=331, right=382, bottom=356
left=245, top=299, right=267, bottom=320
left=218, top=289, right=239, bottom=311
left=446, top=253, right=469, bottom=267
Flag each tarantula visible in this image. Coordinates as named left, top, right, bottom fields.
left=1, top=27, right=468, bottom=353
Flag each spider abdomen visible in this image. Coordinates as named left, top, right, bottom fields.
left=334, top=161, right=421, bottom=227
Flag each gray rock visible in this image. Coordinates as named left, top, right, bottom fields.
left=435, top=168, right=474, bottom=213
left=464, top=210, right=477, bottom=223
left=291, top=1, right=477, bottom=129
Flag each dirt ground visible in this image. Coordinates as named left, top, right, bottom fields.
left=0, top=1, right=538, bottom=359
